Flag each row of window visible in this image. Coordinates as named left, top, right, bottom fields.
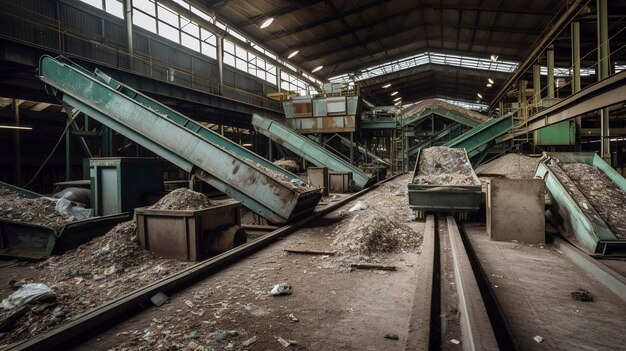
left=79, top=0, right=319, bottom=93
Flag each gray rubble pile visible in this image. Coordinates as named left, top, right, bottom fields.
left=0, top=188, right=74, bottom=230
left=149, top=188, right=215, bottom=211
left=402, top=99, right=488, bottom=123
left=475, top=153, right=540, bottom=179
left=0, top=221, right=192, bottom=346
left=560, top=162, right=626, bottom=239
left=272, top=159, right=301, bottom=173
left=332, top=211, right=421, bottom=256
left=413, top=147, right=477, bottom=186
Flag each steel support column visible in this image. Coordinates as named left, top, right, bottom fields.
left=598, top=0, right=610, bottom=161
left=124, top=0, right=133, bottom=68
left=13, top=99, right=21, bottom=185
left=547, top=46, right=555, bottom=99
left=65, top=126, right=71, bottom=181
left=533, top=64, right=541, bottom=108
left=349, top=132, right=354, bottom=165
left=276, top=67, right=282, bottom=93
left=217, top=35, right=224, bottom=95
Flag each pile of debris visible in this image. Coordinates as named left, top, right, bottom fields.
left=476, top=154, right=540, bottom=179
left=413, top=147, right=477, bottom=186
left=0, top=221, right=192, bottom=345
left=150, top=188, right=215, bottom=211
left=241, top=157, right=315, bottom=193
left=0, top=189, right=74, bottom=230
left=560, top=162, right=626, bottom=238
left=332, top=212, right=420, bottom=256
left=402, top=99, right=488, bottom=123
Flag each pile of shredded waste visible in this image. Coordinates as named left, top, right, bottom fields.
left=402, top=99, right=488, bottom=123
left=0, top=188, right=74, bottom=230
left=149, top=188, right=215, bottom=211
left=272, top=159, right=301, bottom=173
left=0, top=221, right=192, bottom=346
left=560, top=162, right=626, bottom=239
left=413, top=147, right=477, bottom=186
left=475, top=154, right=540, bottom=179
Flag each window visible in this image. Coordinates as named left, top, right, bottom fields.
left=158, top=21, right=180, bottom=43
left=104, top=0, right=123, bottom=18
left=80, top=0, right=103, bottom=10
left=133, top=9, right=156, bottom=33
left=134, top=0, right=155, bottom=16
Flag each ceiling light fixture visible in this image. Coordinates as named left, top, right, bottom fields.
left=486, top=83, right=493, bottom=88
left=382, top=83, right=391, bottom=88
left=0, top=125, right=32, bottom=130
left=390, top=91, right=398, bottom=96
left=393, top=97, right=402, bottom=102
left=490, top=55, right=498, bottom=61
left=488, top=78, right=494, bottom=84
left=287, top=50, right=299, bottom=59
left=312, top=65, right=323, bottom=73
left=477, top=93, right=483, bottom=99
left=260, top=17, right=274, bottom=29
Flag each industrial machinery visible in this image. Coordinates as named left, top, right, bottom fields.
left=251, top=114, right=376, bottom=189
left=536, top=152, right=626, bottom=257
left=38, top=55, right=321, bottom=224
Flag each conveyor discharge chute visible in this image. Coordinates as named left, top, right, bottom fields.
left=38, top=55, right=321, bottom=224
left=535, top=152, right=626, bottom=257
left=444, top=114, right=513, bottom=158
left=251, top=114, right=376, bottom=189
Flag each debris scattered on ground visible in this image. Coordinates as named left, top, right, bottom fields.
left=384, top=334, right=399, bottom=340
left=150, top=292, right=169, bottom=306
left=0, top=221, right=192, bottom=346
left=413, top=147, right=477, bottom=185
left=242, top=336, right=258, bottom=346
left=0, top=284, right=54, bottom=310
left=288, top=313, right=299, bottom=322
left=348, top=201, right=367, bottom=212
left=351, top=263, right=397, bottom=271
left=275, top=336, right=297, bottom=347
left=270, top=283, right=292, bottom=296
left=149, top=188, right=215, bottom=211
left=332, top=212, right=421, bottom=256
left=0, top=188, right=75, bottom=229
left=534, top=335, right=544, bottom=343
left=450, top=338, right=461, bottom=345
left=571, top=289, right=593, bottom=302
left=273, top=159, right=301, bottom=173
left=475, top=153, right=541, bottom=179
left=402, top=99, right=488, bottom=123
left=559, top=162, right=626, bottom=239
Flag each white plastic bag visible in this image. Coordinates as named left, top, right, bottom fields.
left=348, top=201, right=367, bottom=212
left=1, top=283, right=54, bottom=310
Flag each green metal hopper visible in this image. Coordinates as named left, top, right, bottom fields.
left=444, top=114, right=513, bottom=158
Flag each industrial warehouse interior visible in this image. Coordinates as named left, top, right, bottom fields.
left=1, top=0, right=626, bottom=349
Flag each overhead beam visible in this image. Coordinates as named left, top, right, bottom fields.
left=488, top=0, right=591, bottom=113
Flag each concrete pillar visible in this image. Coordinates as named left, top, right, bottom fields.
left=124, top=0, right=133, bottom=68
left=598, top=0, right=610, bottom=161
left=217, top=35, right=224, bottom=95
left=533, top=64, right=541, bottom=108
left=13, top=99, right=21, bottom=185
left=518, top=80, right=528, bottom=121
left=547, top=46, right=555, bottom=99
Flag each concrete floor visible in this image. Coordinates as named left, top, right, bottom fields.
left=465, top=223, right=626, bottom=350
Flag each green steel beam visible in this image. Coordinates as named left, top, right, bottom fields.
left=39, top=55, right=320, bottom=223
left=408, top=123, right=462, bottom=156
left=444, top=114, right=513, bottom=158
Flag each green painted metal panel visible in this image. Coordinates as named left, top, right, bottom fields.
left=533, top=120, right=576, bottom=145
left=536, top=152, right=626, bottom=256
left=39, top=55, right=321, bottom=223
left=444, top=114, right=513, bottom=158
left=408, top=123, right=461, bottom=156
left=252, top=114, right=376, bottom=189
